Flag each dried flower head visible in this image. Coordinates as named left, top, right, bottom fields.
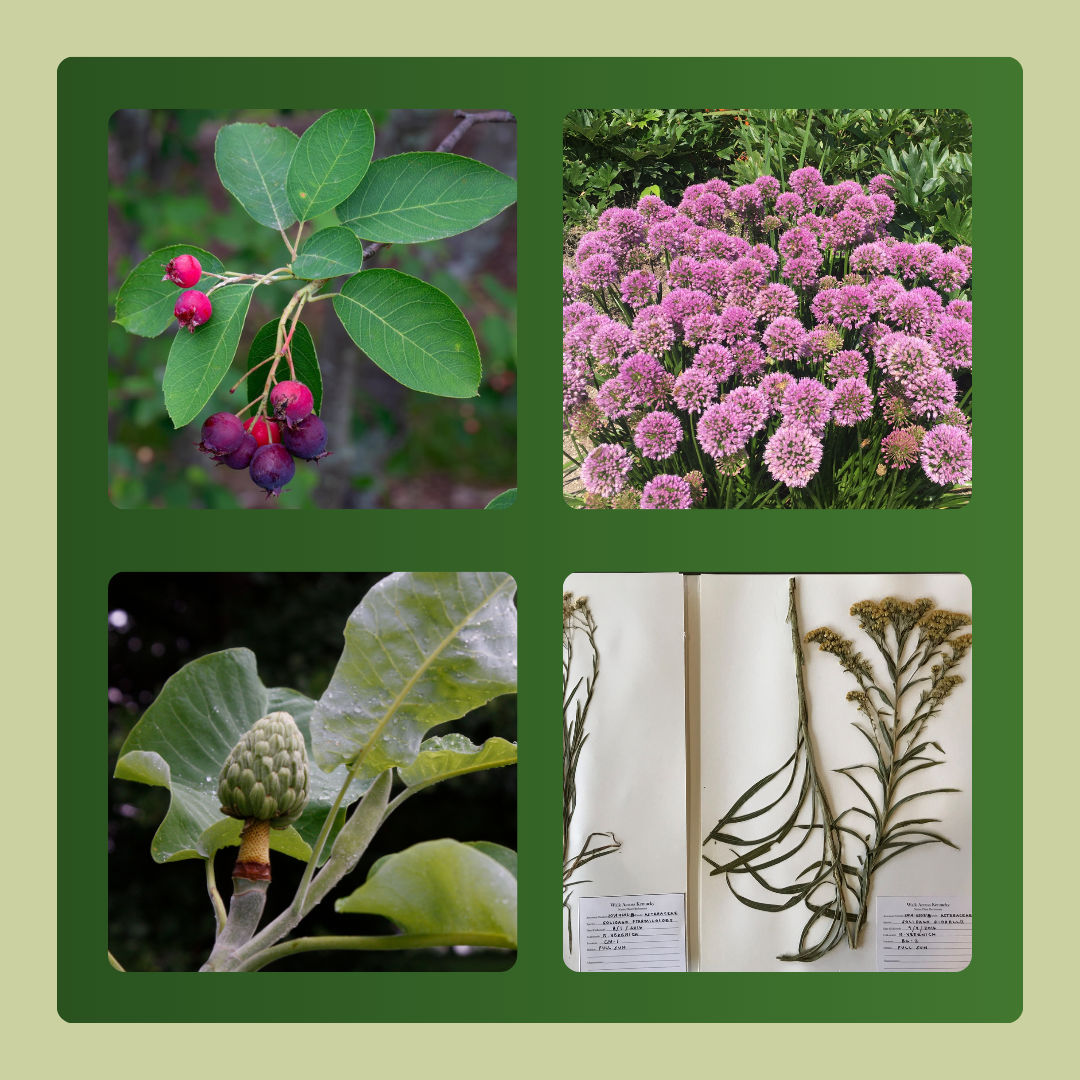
left=917, top=608, right=973, bottom=649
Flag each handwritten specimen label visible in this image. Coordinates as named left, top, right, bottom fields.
left=877, top=896, right=972, bottom=972
left=578, top=893, right=687, bottom=972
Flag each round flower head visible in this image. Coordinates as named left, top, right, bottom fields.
left=905, top=365, right=958, bottom=421
left=578, top=253, right=620, bottom=291
left=730, top=340, right=767, bottom=381
left=563, top=361, right=590, bottom=414
left=633, top=410, right=684, bottom=460
left=888, top=242, right=921, bottom=282
left=698, top=230, right=747, bottom=261
left=647, top=215, right=701, bottom=258
left=762, top=316, right=807, bottom=364
left=953, top=245, right=972, bottom=274
left=850, top=242, right=889, bottom=276
left=826, top=350, right=869, bottom=383
left=673, top=366, right=719, bottom=414
left=754, top=283, right=799, bottom=322
left=929, top=252, right=969, bottom=293
left=693, top=342, right=736, bottom=382
left=599, top=207, right=647, bottom=249
left=781, top=377, right=833, bottom=435
left=716, top=305, right=757, bottom=345
left=789, top=166, right=826, bottom=202
left=690, top=258, right=730, bottom=299
left=870, top=192, right=895, bottom=226
left=725, top=256, right=768, bottom=307
left=564, top=302, right=597, bottom=333
left=781, top=254, right=823, bottom=289
left=641, top=474, right=693, bottom=509
left=920, top=424, right=972, bottom=485
left=750, top=244, right=780, bottom=275
left=620, top=269, right=658, bottom=309
left=846, top=193, right=881, bottom=227
left=725, top=386, right=770, bottom=434
left=619, top=352, right=674, bottom=409
left=669, top=255, right=702, bottom=289
left=881, top=425, right=924, bottom=470
left=632, top=305, right=676, bottom=355
left=698, top=400, right=755, bottom=458
left=800, top=325, right=844, bottom=365
left=563, top=315, right=603, bottom=363
left=661, top=287, right=714, bottom=331
left=763, top=423, right=824, bottom=488
left=869, top=276, right=906, bottom=316
left=683, top=190, right=727, bottom=228
left=580, top=444, right=633, bottom=498
left=876, top=333, right=939, bottom=381
left=913, top=242, right=944, bottom=274
left=729, top=184, right=765, bottom=224
left=682, top=312, right=724, bottom=348
left=575, top=231, right=616, bottom=265
left=563, top=266, right=582, bottom=302
left=759, top=371, right=794, bottom=412
left=798, top=213, right=833, bottom=248
left=775, top=192, right=805, bottom=221
left=590, top=319, right=634, bottom=366
left=931, top=317, right=973, bottom=371
left=946, top=299, right=973, bottom=324
left=779, top=226, right=819, bottom=262
left=830, top=377, right=874, bottom=426
left=868, top=174, right=895, bottom=196
left=830, top=284, right=873, bottom=331
left=829, top=209, right=864, bottom=248
left=754, top=174, right=781, bottom=203
left=595, top=375, right=636, bottom=420
left=637, top=193, right=672, bottom=220
left=828, top=179, right=864, bottom=213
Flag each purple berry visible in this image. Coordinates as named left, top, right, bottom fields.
left=270, top=380, right=314, bottom=429
left=175, top=289, right=213, bottom=332
left=198, top=412, right=245, bottom=456
left=162, top=254, right=202, bottom=288
left=249, top=443, right=295, bottom=497
left=219, top=433, right=258, bottom=469
left=281, top=414, right=329, bottom=460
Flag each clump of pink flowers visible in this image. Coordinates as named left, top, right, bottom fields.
left=564, top=167, right=972, bottom=509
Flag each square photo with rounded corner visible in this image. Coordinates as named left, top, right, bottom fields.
left=108, top=571, right=518, bottom=972
left=109, top=109, right=517, bottom=509
left=562, top=110, right=971, bottom=510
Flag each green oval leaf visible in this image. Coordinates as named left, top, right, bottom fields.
left=245, top=319, right=322, bottom=417
left=310, top=572, right=517, bottom=774
left=484, top=488, right=517, bottom=509
left=114, top=245, right=224, bottom=338
left=335, top=839, right=516, bottom=947
left=336, top=152, right=517, bottom=243
left=332, top=269, right=481, bottom=398
left=292, top=226, right=364, bottom=279
left=287, top=109, right=375, bottom=223
left=398, top=734, right=517, bottom=788
left=163, top=284, right=254, bottom=428
left=114, top=648, right=373, bottom=864
left=215, top=123, right=299, bottom=232
left=464, top=841, right=517, bottom=880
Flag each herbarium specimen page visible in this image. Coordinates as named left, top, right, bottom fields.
left=696, top=574, right=972, bottom=972
left=563, top=573, right=687, bottom=970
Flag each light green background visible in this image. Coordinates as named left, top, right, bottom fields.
left=11, top=1, right=1074, bottom=1075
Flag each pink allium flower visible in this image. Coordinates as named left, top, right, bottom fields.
left=641, top=474, right=693, bottom=509
left=920, top=424, right=972, bottom=485
left=581, top=444, right=633, bottom=497
left=830, top=377, right=874, bottom=426
left=763, top=423, right=824, bottom=488
left=763, top=316, right=807, bottom=364
left=673, top=366, right=719, bottom=414
left=620, top=269, right=658, bottom=308
left=632, top=305, right=676, bottom=355
left=633, top=410, right=684, bottom=460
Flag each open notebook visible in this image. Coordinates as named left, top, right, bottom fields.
left=562, top=573, right=973, bottom=973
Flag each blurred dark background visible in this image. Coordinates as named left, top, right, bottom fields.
left=108, top=110, right=517, bottom=509
left=107, top=573, right=518, bottom=971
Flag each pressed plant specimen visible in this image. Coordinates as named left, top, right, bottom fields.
left=703, top=579, right=971, bottom=962
left=562, top=592, right=621, bottom=951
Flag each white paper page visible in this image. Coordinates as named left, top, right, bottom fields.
left=696, top=574, right=972, bottom=973
left=563, top=573, right=687, bottom=970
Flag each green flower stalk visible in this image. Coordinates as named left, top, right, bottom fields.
left=218, top=711, right=310, bottom=881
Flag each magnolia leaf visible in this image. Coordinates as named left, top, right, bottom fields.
left=245, top=319, right=322, bottom=416
left=287, top=109, right=375, bottom=222
left=464, top=841, right=517, bottom=880
left=163, top=284, right=254, bottom=428
left=336, top=153, right=517, bottom=243
left=292, top=226, right=364, bottom=280
left=114, top=245, right=224, bottom=338
left=196, top=817, right=312, bottom=863
left=215, top=123, right=299, bottom=232
left=333, top=269, right=481, bottom=398
left=484, top=488, right=516, bottom=509
left=398, top=734, right=517, bottom=788
left=114, top=648, right=371, bottom=864
left=310, top=572, right=517, bottom=774
left=335, top=839, right=517, bottom=947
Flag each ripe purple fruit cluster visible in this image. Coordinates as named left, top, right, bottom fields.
left=196, top=379, right=329, bottom=499
left=162, top=255, right=213, bottom=333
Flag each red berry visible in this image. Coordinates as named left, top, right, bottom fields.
left=282, top=414, right=329, bottom=460
left=197, top=412, right=245, bottom=456
left=219, top=433, right=258, bottom=470
left=162, top=254, right=203, bottom=288
left=243, top=416, right=281, bottom=447
left=175, top=289, right=213, bottom=333
left=249, top=444, right=295, bottom=497
left=269, top=380, right=314, bottom=429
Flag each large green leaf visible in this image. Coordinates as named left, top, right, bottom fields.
left=333, top=269, right=481, bottom=398
left=291, top=226, right=364, bottom=280
left=215, top=123, right=299, bottom=232
left=245, top=319, right=322, bottom=416
left=484, top=488, right=517, bottom=509
left=196, top=817, right=312, bottom=863
left=398, top=734, right=517, bottom=788
left=335, top=839, right=517, bottom=947
left=310, top=572, right=517, bottom=774
left=335, top=153, right=517, bottom=243
left=287, top=109, right=375, bottom=223
left=113, top=649, right=372, bottom=864
left=163, top=284, right=254, bottom=428
left=114, top=246, right=224, bottom=338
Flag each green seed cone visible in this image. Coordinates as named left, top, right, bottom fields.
left=217, top=712, right=310, bottom=828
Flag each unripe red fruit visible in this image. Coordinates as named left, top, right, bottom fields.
left=162, top=254, right=202, bottom=288
left=250, top=444, right=295, bottom=497
left=269, top=380, right=314, bottom=429
left=219, top=433, right=258, bottom=470
left=243, top=416, right=281, bottom=446
left=175, top=289, right=213, bottom=332
left=198, top=412, right=245, bottom=456
left=282, top=414, right=329, bottom=460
